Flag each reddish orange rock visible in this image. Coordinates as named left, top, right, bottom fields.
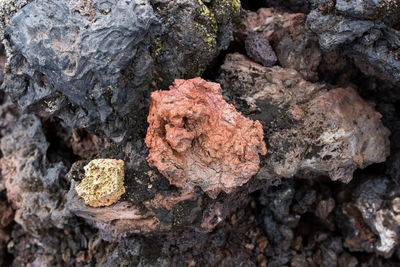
left=145, top=77, right=267, bottom=198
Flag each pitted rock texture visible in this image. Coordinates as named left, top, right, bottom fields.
left=336, top=176, right=400, bottom=258
left=2, top=0, right=158, bottom=142
left=306, top=1, right=400, bottom=84
left=76, top=159, right=125, bottom=207
left=0, top=114, right=68, bottom=234
left=65, top=139, right=269, bottom=240
left=0, top=0, right=27, bottom=37
left=145, top=77, right=266, bottom=198
left=234, top=7, right=321, bottom=81
left=245, top=32, right=277, bottom=67
left=219, top=53, right=390, bottom=183
left=151, top=0, right=241, bottom=87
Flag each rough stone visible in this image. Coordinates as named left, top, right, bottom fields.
left=75, top=159, right=125, bottom=207
left=306, top=2, right=400, bottom=84
left=234, top=8, right=321, bottom=81
left=219, top=53, right=390, bottom=183
left=2, top=0, right=159, bottom=142
left=353, top=176, right=400, bottom=257
left=245, top=32, right=277, bottom=67
left=0, top=0, right=28, bottom=38
left=0, top=114, right=68, bottom=234
left=145, top=77, right=267, bottom=198
left=151, top=0, right=241, bottom=87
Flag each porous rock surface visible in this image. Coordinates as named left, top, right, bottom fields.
left=0, top=1, right=400, bottom=266
left=145, top=77, right=267, bottom=198
left=234, top=7, right=321, bottom=81
left=0, top=115, right=68, bottom=234
left=245, top=32, right=277, bottom=67
left=151, top=0, right=241, bottom=87
left=219, top=53, right=390, bottom=183
left=75, top=159, right=125, bottom=207
left=2, top=0, right=158, bottom=142
left=0, top=0, right=242, bottom=143
left=306, top=0, right=400, bottom=84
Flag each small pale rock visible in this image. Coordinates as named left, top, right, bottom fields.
left=145, top=77, right=267, bottom=198
left=75, top=159, right=125, bottom=207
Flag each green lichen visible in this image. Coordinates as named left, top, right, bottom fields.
left=153, top=37, right=163, bottom=56
left=75, top=159, right=125, bottom=207
left=197, top=0, right=217, bottom=33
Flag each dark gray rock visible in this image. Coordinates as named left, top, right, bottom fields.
left=0, top=114, right=69, bottom=234
left=307, top=9, right=376, bottom=51
left=353, top=176, right=400, bottom=257
left=349, top=28, right=400, bottom=84
left=151, top=0, right=241, bottom=87
left=335, top=0, right=400, bottom=26
left=306, top=2, right=400, bottom=84
left=245, top=32, right=277, bottom=67
left=2, top=0, right=159, bottom=142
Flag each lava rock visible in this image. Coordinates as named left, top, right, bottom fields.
left=0, top=114, right=69, bottom=234
left=234, top=8, right=321, bottom=81
left=75, top=159, right=125, bottom=207
left=151, top=0, right=241, bottom=87
left=306, top=3, right=400, bottom=84
left=2, top=0, right=159, bottom=142
left=353, top=176, right=400, bottom=257
left=245, top=32, right=277, bottom=67
left=145, top=77, right=266, bottom=198
left=0, top=0, right=27, bottom=37
left=219, top=53, right=390, bottom=183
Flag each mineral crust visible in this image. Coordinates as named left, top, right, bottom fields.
left=145, top=77, right=267, bottom=198
left=76, top=159, right=125, bottom=207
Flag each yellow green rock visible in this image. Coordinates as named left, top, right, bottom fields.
left=75, top=159, right=125, bottom=207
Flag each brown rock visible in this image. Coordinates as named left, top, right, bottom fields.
left=219, top=53, right=390, bottom=183
left=234, top=8, right=321, bottom=81
left=0, top=200, right=13, bottom=229
left=145, top=77, right=267, bottom=198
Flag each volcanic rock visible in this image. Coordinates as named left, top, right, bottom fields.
left=145, top=77, right=267, bottom=198
left=152, top=0, right=241, bottom=87
left=219, top=53, right=390, bottom=183
left=245, top=32, right=277, bottom=67
left=2, top=0, right=159, bottom=142
left=234, top=7, right=321, bottom=81
left=75, top=159, right=125, bottom=207
left=0, top=115, right=68, bottom=234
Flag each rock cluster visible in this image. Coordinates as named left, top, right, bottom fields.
left=0, top=0, right=399, bottom=266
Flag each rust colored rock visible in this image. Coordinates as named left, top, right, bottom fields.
left=234, top=8, right=321, bottom=81
left=145, top=77, right=267, bottom=198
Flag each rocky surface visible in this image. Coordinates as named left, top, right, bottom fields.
left=2, top=0, right=159, bottom=142
left=234, top=7, right=321, bottom=81
left=146, top=77, right=266, bottom=197
left=75, top=159, right=125, bottom=207
left=0, top=115, right=69, bottom=234
left=0, top=0, right=399, bottom=266
left=245, top=32, right=277, bottom=67
left=151, top=0, right=241, bottom=87
left=306, top=0, right=400, bottom=84
left=0, top=0, right=243, bottom=143
left=219, top=53, right=390, bottom=183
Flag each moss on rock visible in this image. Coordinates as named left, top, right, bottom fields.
left=76, top=159, right=125, bottom=207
